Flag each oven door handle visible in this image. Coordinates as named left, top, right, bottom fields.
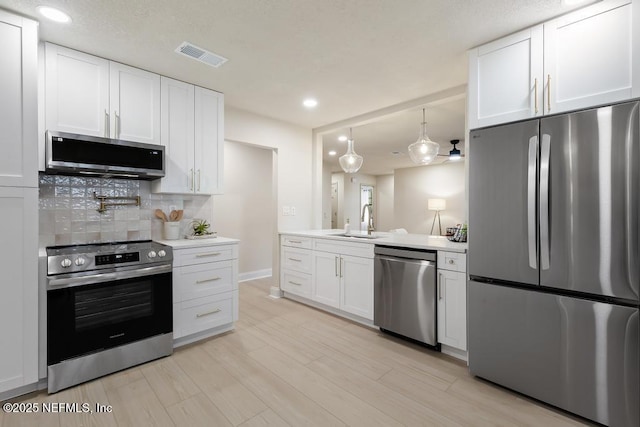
left=47, top=264, right=173, bottom=290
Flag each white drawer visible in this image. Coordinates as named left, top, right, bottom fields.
left=175, top=260, right=234, bottom=302
left=438, top=251, right=467, bottom=273
left=281, top=235, right=313, bottom=249
left=175, top=244, right=237, bottom=266
left=281, top=246, right=312, bottom=273
left=178, top=292, right=235, bottom=337
left=314, top=238, right=374, bottom=258
left=281, top=270, right=312, bottom=298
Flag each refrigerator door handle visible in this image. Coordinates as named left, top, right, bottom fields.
left=527, top=136, right=538, bottom=269
left=540, top=134, right=551, bottom=270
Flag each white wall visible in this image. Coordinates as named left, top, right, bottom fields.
left=375, top=174, right=394, bottom=232
left=213, top=141, right=273, bottom=278
left=224, top=106, right=312, bottom=284
left=393, top=162, right=466, bottom=234
left=331, top=172, right=376, bottom=232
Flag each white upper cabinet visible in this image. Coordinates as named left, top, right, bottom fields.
left=194, top=87, right=224, bottom=194
left=544, top=0, right=633, bottom=114
left=44, top=43, right=160, bottom=144
left=109, top=62, right=161, bottom=143
left=154, top=77, right=195, bottom=194
left=0, top=13, right=38, bottom=188
left=468, top=26, right=543, bottom=129
left=152, top=77, right=224, bottom=195
left=469, top=0, right=636, bottom=128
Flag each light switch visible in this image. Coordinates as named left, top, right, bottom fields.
left=290, top=206, right=296, bottom=216
left=283, top=206, right=291, bottom=216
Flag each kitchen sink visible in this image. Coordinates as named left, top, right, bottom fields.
left=331, top=233, right=381, bottom=239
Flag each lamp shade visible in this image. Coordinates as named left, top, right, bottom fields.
left=428, top=198, right=446, bottom=211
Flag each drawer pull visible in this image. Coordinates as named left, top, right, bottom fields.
left=288, top=240, right=302, bottom=244
left=196, top=277, right=221, bottom=284
left=196, top=308, right=221, bottom=318
left=448, top=259, right=455, bottom=264
left=288, top=257, right=302, bottom=262
left=288, top=280, right=303, bottom=286
left=195, top=252, right=221, bottom=258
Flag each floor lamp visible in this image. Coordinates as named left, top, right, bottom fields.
left=428, top=198, right=446, bottom=235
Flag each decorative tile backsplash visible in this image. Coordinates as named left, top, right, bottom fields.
left=39, top=174, right=212, bottom=247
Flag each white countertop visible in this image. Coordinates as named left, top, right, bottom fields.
left=281, top=229, right=467, bottom=253
left=156, top=236, right=240, bottom=249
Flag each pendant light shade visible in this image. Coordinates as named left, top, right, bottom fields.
left=408, top=109, right=439, bottom=165
left=339, top=128, right=363, bottom=173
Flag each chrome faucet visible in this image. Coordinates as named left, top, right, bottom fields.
left=361, top=204, right=374, bottom=235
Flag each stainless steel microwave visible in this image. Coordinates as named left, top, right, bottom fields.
left=45, top=130, right=165, bottom=180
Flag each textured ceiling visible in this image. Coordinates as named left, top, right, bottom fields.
left=1, top=0, right=595, bottom=175
left=0, top=0, right=593, bottom=130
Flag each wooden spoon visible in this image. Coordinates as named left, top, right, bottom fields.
left=154, top=209, right=168, bottom=222
left=176, top=210, right=184, bottom=221
left=169, top=210, right=179, bottom=221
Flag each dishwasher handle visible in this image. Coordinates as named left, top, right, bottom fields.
left=374, top=246, right=436, bottom=262
left=375, top=254, right=436, bottom=268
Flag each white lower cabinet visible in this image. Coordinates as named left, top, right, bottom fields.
left=437, top=252, right=467, bottom=353
left=169, top=241, right=238, bottom=346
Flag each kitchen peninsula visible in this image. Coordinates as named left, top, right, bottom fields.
left=279, top=230, right=468, bottom=360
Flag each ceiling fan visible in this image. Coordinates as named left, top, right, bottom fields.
left=437, top=139, right=465, bottom=161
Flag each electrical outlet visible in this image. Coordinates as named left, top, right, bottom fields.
left=290, top=206, right=296, bottom=216
left=282, top=206, right=291, bottom=216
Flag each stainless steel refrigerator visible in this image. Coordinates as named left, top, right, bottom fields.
left=468, top=101, right=639, bottom=427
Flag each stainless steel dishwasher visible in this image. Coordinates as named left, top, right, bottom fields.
left=374, top=245, right=438, bottom=347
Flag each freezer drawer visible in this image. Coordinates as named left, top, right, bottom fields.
left=468, top=280, right=639, bottom=427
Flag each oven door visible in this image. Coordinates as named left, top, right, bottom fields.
left=47, top=264, right=172, bottom=365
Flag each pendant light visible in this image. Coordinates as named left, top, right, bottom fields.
left=339, top=128, right=363, bottom=173
left=408, top=108, right=439, bottom=165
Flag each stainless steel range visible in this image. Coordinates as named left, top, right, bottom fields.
left=46, top=240, right=173, bottom=393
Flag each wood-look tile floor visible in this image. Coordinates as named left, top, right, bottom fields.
left=1, top=278, right=592, bottom=427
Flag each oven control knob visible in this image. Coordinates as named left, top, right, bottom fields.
left=148, top=251, right=157, bottom=259
left=61, top=258, right=72, bottom=268
left=157, top=250, right=166, bottom=257
left=75, top=257, right=86, bottom=266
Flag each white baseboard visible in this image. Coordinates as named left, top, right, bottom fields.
left=238, top=268, right=272, bottom=282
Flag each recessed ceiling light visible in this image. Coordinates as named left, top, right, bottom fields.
left=328, top=150, right=337, bottom=156
left=391, top=151, right=404, bottom=156
left=303, top=98, right=318, bottom=108
left=37, top=6, right=72, bottom=23
left=338, top=135, right=348, bottom=142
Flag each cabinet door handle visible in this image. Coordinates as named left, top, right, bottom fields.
left=534, top=78, right=538, bottom=114
left=340, top=257, right=344, bottom=278
left=547, top=74, right=551, bottom=112
left=195, top=252, right=221, bottom=258
left=196, top=277, right=221, bottom=284
left=190, top=168, right=194, bottom=191
left=438, top=273, right=443, bottom=300
left=196, top=308, right=221, bottom=318
left=197, top=169, right=201, bottom=191
left=114, top=111, right=120, bottom=138
left=288, top=280, right=302, bottom=286
left=335, top=256, right=339, bottom=277
left=104, top=110, right=110, bottom=137
left=288, top=258, right=302, bottom=262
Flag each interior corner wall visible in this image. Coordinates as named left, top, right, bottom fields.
left=224, top=106, right=313, bottom=232
left=213, top=141, right=273, bottom=276
left=393, top=162, right=466, bottom=234
left=321, top=162, right=332, bottom=229
left=375, top=174, right=394, bottom=232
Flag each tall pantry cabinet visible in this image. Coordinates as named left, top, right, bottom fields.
left=0, top=10, right=39, bottom=398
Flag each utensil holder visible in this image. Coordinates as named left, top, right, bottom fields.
left=163, top=222, right=181, bottom=240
